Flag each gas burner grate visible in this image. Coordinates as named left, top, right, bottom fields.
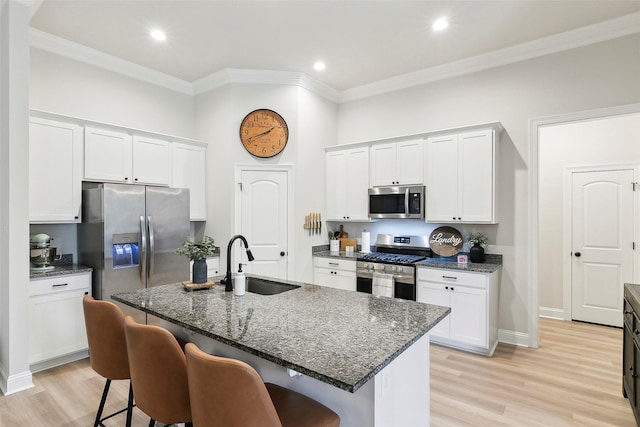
left=358, top=252, right=426, bottom=265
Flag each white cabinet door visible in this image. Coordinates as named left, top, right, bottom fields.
left=326, top=151, right=348, bottom=220
left=314, top=267, right=336, bottom=288
left=417, top=281, right=450, bottom=338
left=426, top=133, right=459, bottom=222
left=370, top=140, right=424, bottom=187
left=326, top=147, right=368, bottom=221
left=84, top=127, right=133, bottom=183
left=333, top=270, right=357, bottom=291
left=29, top=273, right=90, bottom=365
left=29, top=117, right=82, bottom=223
left=426, top=128, right=497, bottom=223
left=449, top=285, right=487, bottom=348
left=396, top=139, right=424, bottom=185
left=172, top=143, right=207, bottom=221
left=132, top=136, right=170, bottom=186
left=370, top=143, right=397, bottom=186
left=345, top=147, right=370, bottom=220
left=458, top=129, right=494, bottom=223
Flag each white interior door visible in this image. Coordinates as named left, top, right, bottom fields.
left=240, top=169, right=289, bottom=280
left=571, top=168, right=635, bottom=327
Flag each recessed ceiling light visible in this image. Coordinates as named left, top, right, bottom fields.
left=313, top=62, right=326, bottom=71
left=150, top=29, right=167, bottom=41
left=432, top=17, right=448, bottom=32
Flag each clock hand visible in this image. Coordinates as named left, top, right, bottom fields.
left=247, top=127, right=275, bottom=143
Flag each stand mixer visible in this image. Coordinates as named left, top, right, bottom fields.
left=30, top=233, right=56, bottom=271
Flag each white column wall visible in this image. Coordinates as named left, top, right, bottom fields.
left=0, top=0, right=34, bottom=394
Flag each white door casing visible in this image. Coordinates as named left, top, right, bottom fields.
left=568, top=167, right=636, bottom=327
left=237, top=167, right=291, bottom=280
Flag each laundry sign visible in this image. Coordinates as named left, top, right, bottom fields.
left=429, top=226, right=463, bottom=257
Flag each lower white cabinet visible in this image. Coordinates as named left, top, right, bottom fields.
left=29, top=272, right=91, bottom=370
left=417, top=266, right=500, bottom=356
left=313, top=257, right=356, bottom=291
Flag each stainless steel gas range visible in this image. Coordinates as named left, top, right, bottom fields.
left=356, top=234, right=431, bottom=301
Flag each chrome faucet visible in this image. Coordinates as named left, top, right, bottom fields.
left=220, top=234, right=255, bottom=292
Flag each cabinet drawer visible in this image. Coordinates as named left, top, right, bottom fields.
left=30, top=273, right=91, bottom=297
left=417, top=267, right=487, bottom=288
left=313, top=257, right=356, bottom=272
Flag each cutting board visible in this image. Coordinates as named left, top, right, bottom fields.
left=339, top=238, right=357, bottom=251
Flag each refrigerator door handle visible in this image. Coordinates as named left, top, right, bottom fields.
left=140, top=215, right=147, bottom=284
left=148, top=215, right=155, bottom=282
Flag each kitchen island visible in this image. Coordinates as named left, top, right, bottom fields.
left=113, top=276, right=449, bottom=426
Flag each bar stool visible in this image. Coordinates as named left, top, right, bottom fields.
left=82, top=295, right=134, bottom=427
left=184, top=342, right=340, bottom=427
left=123, top=316, right=192, bottom=427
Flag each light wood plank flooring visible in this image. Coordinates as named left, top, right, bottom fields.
left=0, top=317, right=635, bottom=426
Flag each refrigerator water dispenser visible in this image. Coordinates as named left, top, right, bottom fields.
left=112, top=233, right=139, bottom=268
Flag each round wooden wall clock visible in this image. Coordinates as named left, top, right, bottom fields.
left=239, top=109, right=289, bottom=158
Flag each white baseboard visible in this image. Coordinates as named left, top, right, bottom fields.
left=0, top=366, right=33, bottom=395
left=30, top=350, right=88, bottom=374
left=539, top=306, right=566, bottom=320
left=498, top=329, right=529, bottom=347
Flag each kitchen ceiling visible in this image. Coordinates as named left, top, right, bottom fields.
left=30, top=1, right=640, bottom=92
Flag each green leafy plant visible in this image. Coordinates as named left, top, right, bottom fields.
left=466, top=232, right=488, bottom=247
left=176, top=236, right=216, bottom=261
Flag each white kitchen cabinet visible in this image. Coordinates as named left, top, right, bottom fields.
left=29, top=272, right=91, bottom=371
left=29, top=117, right=83, bottom=223
left=370, top=139, right=424, bottom=187
left=426, top=127, right=499, bottom=223
left=325, top=146, right=369, bottom=221
left=417, top=266, right=500, bottom=356
left=84, top=127, right=170, bottom=186
left=313, top=257, right=356, bottom=291
left=172, top=142, right=207, bottom=221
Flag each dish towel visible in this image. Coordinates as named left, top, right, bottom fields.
left=372, top=272, right=394, bottom=298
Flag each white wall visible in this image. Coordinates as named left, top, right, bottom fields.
left=538, top=112, right=640, bottom=316
left=337, top=34, right=640, bottom=338
left=29, top=48, right=195, bottom=138
left=195, top=83, right=337, bottom=282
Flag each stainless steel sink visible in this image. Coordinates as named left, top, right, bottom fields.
left=246, top=277, right=300, bottom=295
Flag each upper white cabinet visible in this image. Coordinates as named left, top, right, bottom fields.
left=84, top=127, right=170, bottom=186
left=426, top=127, right=499, bottom=223
left=172, top=142, right=207, bottom=221
left=326, top=146, right=369, bottom=221
left=29, top=117, right=83, bottom=223
left=370, top=139, right=424, bottom=187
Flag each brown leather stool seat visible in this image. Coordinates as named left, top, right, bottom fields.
left=82, top=295, right=134, bottom=427
left=123, top=316, right=193, bottom=427
left=185, top=342, right=340, bottom=427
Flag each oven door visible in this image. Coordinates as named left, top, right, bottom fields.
left=356, top=269, right=416, bottom=301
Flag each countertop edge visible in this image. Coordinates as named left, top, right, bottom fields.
left=29, top=264, right=93, bottom=280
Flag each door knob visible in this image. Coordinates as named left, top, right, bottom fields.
left=574, top=252, right=581, bottom=257
left=280, top=251, right=286, bottom=256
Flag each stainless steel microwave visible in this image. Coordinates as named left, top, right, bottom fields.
left=368, top=186, right=425, bottom=219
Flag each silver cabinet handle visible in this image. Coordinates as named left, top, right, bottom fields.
left=329, top=262, right=339, bottom=266
left=442, top=275, right=457, bottom=280
left=52, top=283, right=68, bottom=288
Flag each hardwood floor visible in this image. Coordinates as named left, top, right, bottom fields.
left=0, top=317, right=634, bottom=426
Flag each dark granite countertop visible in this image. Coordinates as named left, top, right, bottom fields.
left=112, top=275, right=449, bottom=393
left=29, top=264, right=93, bottom=280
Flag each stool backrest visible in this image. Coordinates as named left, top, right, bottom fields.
left=82, top=295, right=130, bottom=380
left=123, top=316, right=191, bottom=424
left=184, top=342, right=282, bottom=427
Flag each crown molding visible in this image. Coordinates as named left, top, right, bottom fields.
left=29, top=28, right=194, bottom=95
left=339, top=12, right=640, bottom=103
left=29, top=11, right=640, bottom=104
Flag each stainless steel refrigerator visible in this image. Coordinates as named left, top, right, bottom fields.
left=78, top=182, right=190, bottom=323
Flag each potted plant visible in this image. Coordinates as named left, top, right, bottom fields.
left=466, top=232, right=487, bottom=263
left=176, top=236, right=216, bottom=283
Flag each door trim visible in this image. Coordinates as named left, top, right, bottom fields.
left=529, top=102, right=640, bottom=348
left=234, top=164, right=295, bottom=280
left=562, top=164, right=639, bottom=321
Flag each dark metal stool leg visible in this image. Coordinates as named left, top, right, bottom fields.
left=148, top=418, right=155, bottom=427
left=94, top=379, right=111, bottom=427
left=125, top=381, right=134, bottom=427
